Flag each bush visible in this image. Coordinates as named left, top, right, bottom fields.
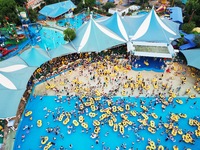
left=194, top=34, right=200, bottom=47
left=182, top=22, right=196, bottom=34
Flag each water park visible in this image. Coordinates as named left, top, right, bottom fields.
left=0, top=0, right=200, bottom=150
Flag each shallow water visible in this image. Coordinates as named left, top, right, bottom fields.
left=14, top=95, right=200, bottom=150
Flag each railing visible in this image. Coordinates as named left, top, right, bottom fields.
left=3, top=39, right=31, bottom=60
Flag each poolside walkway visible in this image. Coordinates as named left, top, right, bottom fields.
left=1, top=130, right=15, bottom=150
left=45, top=20, right=67, bottom=31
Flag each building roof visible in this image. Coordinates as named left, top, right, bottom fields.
left=39, top=0, right=76, bottom=18
left=167, top=7, right=183, bottom=23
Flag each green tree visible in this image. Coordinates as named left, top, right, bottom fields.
left=28, top=8, right=38, bottom=23
left=102, top=2, right=115, bottom=12
left=182, top=22, right=196, bottom=34
left=184, top=0, right=200, bottom=25
left=84, top=0, right=95, bottom=8
left=194, top=34, right=200, bottom=47
left=0, top=0, right=20, bottom=25
left=14, top=0, right=26, bottom=6
left=63, top=28, right=76, bottom=41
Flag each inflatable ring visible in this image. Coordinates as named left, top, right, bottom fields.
left=59, top=114, right=64, bottom=121
left=93, top=120, right=100, bottom=126
left=144, top=61, right=149, bottom=66
left=178, top=129, right=183, bottom=135
left=91, top=105, right=96, bottom=111
left=140, top=105, right=148, bottom=111
left=164, top=123, right=169, bottom=128
left=94, top=126, right=100, bottom=134
left=108, top=119, right=113, bottom=127
left=73, top=120, right=79, bottom=126
left=191, top=73, right=195, bottom=77
left=25, top=111, right=32, bottom=117
left=130, top=110, right=137, bottom=117
left=113, top=123, right=118, bottom=132
left=125, top=104, right=130, bottom=111
left=151, top=113, right=158, bottom=119
left=121, top=90, right=126, bottom=96
left=195, top=130, right=200, bottom=137
left=111, top=116, right=117, bottom=122
left=176, top=99, right=183, bottom=104
left=79, top=104, right=84, bottom=110
left=179, top=113, right=187, bottom=118
left=81, top=122, right=88, bottom=129
left=89, top=112, right=96, bottom=118
left=41, top=136, right=49, bottom=144
left=112, top=106, right=117, bottom=112
left=189, top=119, right=194, bottom=126
left=149, top=141, right=155, bottom=146
left=189, top=94, right=196, bottom=99
left=119, top=125, right=124, bottom=135
left=150, top=120, right=155, bottom=127
left=141, top=113, right=148, bottom=120
left=63, top=117, right=70, bottom=125
left=37, top=120, right=42, bottom=127
left=173, top=145, right=179, bottom=150
left=168, top=97, right=173, bottom=102
left=79, top=116, right=84, bottom=123
left=146, top=146, right=151, bottom=150
left=158, top=145, right=164, bottom=150
left=117, top=106, right=124, bottom=112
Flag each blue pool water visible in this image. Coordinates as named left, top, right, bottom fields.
left=132, top=57, right=167, bottom=72
left=14, top=95, right=200, bottom=150
left=137, top=11, right=148, bottom=15
left=57, top=13, right=102, bottom=29
left=38, top=27, right=66, bottom=50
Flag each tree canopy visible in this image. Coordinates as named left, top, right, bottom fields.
left=63, top=28, right=76, bottom=41
left=184, top=0, right=200, bottom=26
left=102, top=2, right=115, bottom=12
left=0, top=0, right=20, bottom=26
left=182, top=22, right=196, bottom=34
left=194, top=34, right=200, bottom=48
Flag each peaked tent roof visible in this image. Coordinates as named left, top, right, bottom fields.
left=19, top=47, right=51, bottom=67
left=131, top=8, right=180, bottom=43
left=71, top=17, right=126, bottom=53
left=122, top=15, right=147, bottom=37
left=98, top=12, right=129, bottom=41
left=49, top=44, right=77, bottom=58
left=39, top=0, right=76, bottom=18
left=0, top=56, right=37, bottom=118
left=0, top=89, right=27, bottom=118
left=181, top=49, right=200, bottom=70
